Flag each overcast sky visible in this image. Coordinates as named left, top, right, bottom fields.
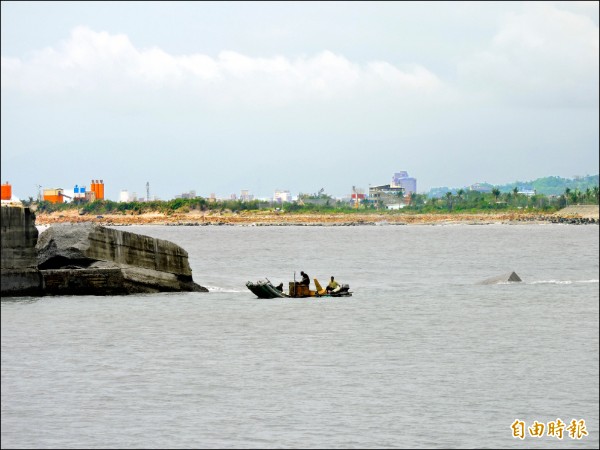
left=1, top=1, right=598, bottom=200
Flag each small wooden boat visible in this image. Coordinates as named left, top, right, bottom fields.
left=246, top=278, right=352, bottom=299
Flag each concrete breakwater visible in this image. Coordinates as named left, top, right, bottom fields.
left=1, top=206, right=207, bottom=297
left=517, top=215, right=598, bottom=225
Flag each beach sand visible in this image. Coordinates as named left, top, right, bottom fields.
left=33, top=209, right=573, bottom=226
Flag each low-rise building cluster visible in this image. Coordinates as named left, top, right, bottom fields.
left=3, top=170, right=418, bottom=208
left=37, top=180, right=105, bottom=204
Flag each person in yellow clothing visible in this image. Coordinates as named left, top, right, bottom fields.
left=325, top=276, right=340, bottom=294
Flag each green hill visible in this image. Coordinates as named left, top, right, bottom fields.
left=499, top=175, right=599, bottom=196
left=428, top=175, right=599, bottom=197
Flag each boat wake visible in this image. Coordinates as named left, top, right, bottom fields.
left=205, top=286, right=247, bottom=293
left=528, top=279, right=599, bottom=285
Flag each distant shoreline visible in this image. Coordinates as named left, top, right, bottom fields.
left=34, top=207, right=598, bottom=226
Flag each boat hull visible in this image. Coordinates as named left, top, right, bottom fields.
left=246, top=279, right=352, bottom=299
left=245, top=280, right=289, bottom=299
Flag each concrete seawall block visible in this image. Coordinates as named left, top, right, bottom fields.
left=37, top=223, right=192, bottom=276
left=1, top=206, right=39, bottom=269
left=0, top=268, right=44, bottom=296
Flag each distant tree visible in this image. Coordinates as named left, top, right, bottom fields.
left=492, top=188, right=501, bottom=203
left=22, top=196, right=35, bottom=206
left=512, top=187, right=519, bottom=206
left=361, top=198, right=373, bottom=209
left=406, top=193, right=414, bottom=207
left=445, top=192, right=453, bottom=211
left=570, top=189, right=581, bottom=205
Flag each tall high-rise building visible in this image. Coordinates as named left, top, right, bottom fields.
left=391, top=171, right=417, bottom=194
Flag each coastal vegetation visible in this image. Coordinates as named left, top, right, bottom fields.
left=25, top=185, right=599, bottom=216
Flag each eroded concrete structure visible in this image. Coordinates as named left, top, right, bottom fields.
left=1, top=207, right=207, bottom=296
left=0, top=206, right=43, bottom=295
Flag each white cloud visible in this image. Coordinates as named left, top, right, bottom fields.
left=458, top=3, right=599, bottom=107
left=1, top=26, right=442, bottom=106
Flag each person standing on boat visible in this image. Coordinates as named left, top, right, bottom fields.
left=300, top=271, right=310, bottom=287
left=326, top=276, right=339, bottom=293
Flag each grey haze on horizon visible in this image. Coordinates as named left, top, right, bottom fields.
left=1, top=1, right=598, bottom=201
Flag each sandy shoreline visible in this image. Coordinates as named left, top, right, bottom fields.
left=33, top=209, right=596, bottom=226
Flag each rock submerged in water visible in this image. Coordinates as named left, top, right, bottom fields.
left=479, top=271, right=522, bottom=285
left=35, top=223, right=208, bottom=295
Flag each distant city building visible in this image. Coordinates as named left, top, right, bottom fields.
left=518, top=186, right=536, bottom=197
left=175, top=190, right=197, bottom=199
left=90, top=180, right=105, bottom=201
left=119, top=190, right=131, bottom=202
left=518, top=189, right=536, bottom=197
left=386, top=203, right=405, bottom=210
left=368, top=184, right=405, bottom=208
left=43, top=188, right=65, bottom=204
left=1, top=182, right=12, bottom=201
left=469, top=183, right=493, bottom=193
left=62, top=189, right=75, bottom=203
left=273, top=190, right=292, bottom=203
left=391, top=171, right=417, bottom=194
left=349, top=187, right=366, bottom=207
left=350, top=187, right=365, bottom=199
left=73, top=184, right=87, bottom=200
left=240, top=189, right=254, bottom=202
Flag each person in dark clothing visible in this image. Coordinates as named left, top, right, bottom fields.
left=275, top=282, right=283, bottom=292
left=300, top=271, right=310, bottom=287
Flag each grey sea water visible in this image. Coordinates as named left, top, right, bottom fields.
left=1, top=224, right=598, bottom=449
